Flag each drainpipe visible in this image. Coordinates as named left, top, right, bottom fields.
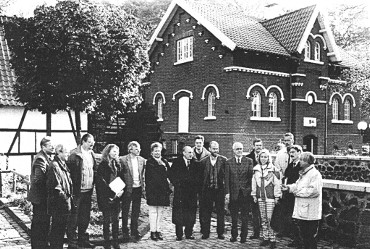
left=324, top=85, right=328, bottom=155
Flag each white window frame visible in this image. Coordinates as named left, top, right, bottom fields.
left=314, top=42, right=320, bottom=61
left=305, top=41, right=311, bottom=60
left=269, top=92, right=278, bottom=118
left=178, top=96, right=189, bottom=133
left=332, top=98, right=339, bottom=120
left=157, top=97, right=163, bottom=121
left=251, top=91, right=261, bottom=117
left=344, top=99, right=351, bottom=120
left=175, top=36, right=193, bottom=65
left=204, top=91, right=216, bottom=120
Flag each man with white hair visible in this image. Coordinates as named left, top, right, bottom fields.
left=225, top=142, right=254, bottom=243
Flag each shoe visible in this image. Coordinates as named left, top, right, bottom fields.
left=202, top=234, right=209, bottom=239
left=151, top=232, right=158, bottom=241
left=176, top=236, right=182, bottom=241
left=240, top=237, right=246, bottom=243
left=112, top=241, right=120, bottom=249
left=230, top=237, right=237, bottom=242
left=186, top=235, right=195, bottom=240
left=270, top=241, right=276, bottom=249
left=78, top=240, right=95, bottom=248
left=249, top=234, right=259, bottom=239
left=260, top=240, right=270, bottom=246
left=218, top=234, right=225, bottom=240
left=156, top=232, right=163, bottom=240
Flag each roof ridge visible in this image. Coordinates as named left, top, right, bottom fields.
left=261, top=5, right=316, bottom=24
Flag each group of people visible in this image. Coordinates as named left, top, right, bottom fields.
left=28, top=132, right=323, bottom=249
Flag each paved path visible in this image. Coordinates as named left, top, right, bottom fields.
left=0, top=209, right=30, bottom=249
left=0, top=205, right=350, bottom=249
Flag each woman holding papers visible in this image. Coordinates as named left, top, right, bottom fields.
left=96, top=144, right=123, bottom=249
left=145, top=142, right=172, bottom=241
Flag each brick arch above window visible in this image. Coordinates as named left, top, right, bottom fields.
left=152, top=91, right=166, bottom=105
left=309, top=33, right=327, bottom=50
left=201, top=84, right=220, bottom=101
left=246, top=83, right=285, bottom=101
left=172, top=89, right=193, bottom=101
left=329, top=92, right=356, bottom=107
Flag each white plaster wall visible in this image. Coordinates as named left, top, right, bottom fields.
left=0, top=106, right=88, bottom=175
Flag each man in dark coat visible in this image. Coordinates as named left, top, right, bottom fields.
left=28, top=136, right=54, bottom=249
left=225, top=142, right=254, bottom=243
left=199, top=141, right=227, bottom=240
left=245, top=138, right=263, bottom=239
left=169, top=146, right=200, bottom=241
left=282, top=145, right=303, bottom=247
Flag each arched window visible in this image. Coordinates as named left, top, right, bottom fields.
left=207, top=91, right=215, bottom=117
left=269, top=92, right=278, bottom=118
left=314, top=42, right=320, bottom=61
left=178, top=96, right=189, bottom=133
left=332, top=99, right=339, bottom=120
left=157, top=97, right=163, bottom=121
left=305, top=41, right=311, bottom=59
left=344, top=99, right=351, bottom=120
left=251, top=91, right=261, bottom=117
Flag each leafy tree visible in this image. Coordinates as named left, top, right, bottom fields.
left=4, top=0, right=150, bottom=139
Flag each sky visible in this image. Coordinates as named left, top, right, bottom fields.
left=3, top=0, right=370, bottom=18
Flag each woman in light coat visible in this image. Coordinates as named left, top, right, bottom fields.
left=251, top=149, right=282, bottom=249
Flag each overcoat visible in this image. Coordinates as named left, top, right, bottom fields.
left=169, top=157, right=200, bottom=225
left=46, top=156, right=73, bottom=216
left=95, top=159, right=122, bottom=212
left=145, top=156, right=171, bottom=206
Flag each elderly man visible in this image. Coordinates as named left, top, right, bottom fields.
left=169, top=146, right=201, bottom=241
left=225, top=142, right=254, bottom=243
left=28, top=136, right=54, bottom=249
left=282, top=152, right=323, bottom=249
left=199, top=141, right=227, bottom=240
left=67, top=133, right=97, bottom=249
left=119, top=141, right=146, bottom=241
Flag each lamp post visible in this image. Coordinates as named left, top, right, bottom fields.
left=357, top=121, right=368, bottom=145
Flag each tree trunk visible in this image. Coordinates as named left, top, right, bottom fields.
left=75, top=110, right=81, bottom=143
left=46, top=112, right=52, bottom=136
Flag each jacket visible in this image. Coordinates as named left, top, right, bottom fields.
left=67, top=145, right=97, bottom=197
left=200, top=155, right=227, bottom=192
left=275, top=147, right=289, bottom=175
left=289, top=165, right=323, bottom=220
left=192, top=147, right=211, bottom=162
left=119, top=154, right=146, bottom=195
left=225, top=156, right=254, bottom=201
left=251, top=163, right=282, bottom=200
left=145, top=156, right=171, bottom=206
left=28, top=150, right=52, bottom=204
left=46, top=157, right=73, bottom=216
left=95, top=158, right=122, bottom=211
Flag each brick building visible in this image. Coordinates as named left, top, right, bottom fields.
left=145, top=0, right=361, bottom=158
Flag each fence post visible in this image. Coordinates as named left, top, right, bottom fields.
left=13, top=171, right=16, bottom=192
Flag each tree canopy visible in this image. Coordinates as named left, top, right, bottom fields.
left=4, top=0, right=150, bottom=119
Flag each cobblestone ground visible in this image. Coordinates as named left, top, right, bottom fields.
left=0, top=209, right=30, bottom=249
left=0, top=205, right=352, bottom=249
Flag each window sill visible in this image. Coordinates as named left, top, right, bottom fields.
left=250, top=117, right=281, bottom=122
left=331, top=119, right=353, bottom=124
left=157, top=118, right=163, bottom=122
left=174, top=58, right=193, bottom=65
left=304, top=59, right=324, bottom=65
left=204, top=116, right=216, bottom=120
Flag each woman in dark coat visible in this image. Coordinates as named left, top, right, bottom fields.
left=46, top=144, right=73, bottom=249
left=145, top=142, right=171, bottom=241
left=95, top=144, right=122, bottom=249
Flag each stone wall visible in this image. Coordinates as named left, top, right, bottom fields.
left=315, top=155, right=370, bottom=183
left=321, top=180, right=370, bottom=248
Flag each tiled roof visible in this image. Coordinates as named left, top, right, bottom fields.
left=185, top=1, right=290, bottom=56
left=0, top=16, right=20, bottom=106
left=261, top=5, right=316, bottom=53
